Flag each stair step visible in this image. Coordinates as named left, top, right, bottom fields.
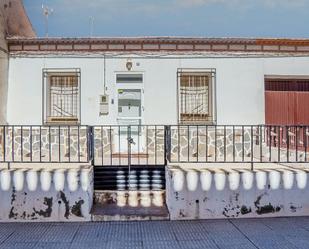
left=91, top=190, right=169, bottom=221
left=94, top=166, right=166, bottom=191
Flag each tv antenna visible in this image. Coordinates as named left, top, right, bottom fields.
left=42, top=4, right=53, bottom=37
left=89, top=16, right=95, bottom=37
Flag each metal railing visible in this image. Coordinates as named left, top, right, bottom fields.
left=167, top=125, right=309, bottom=164
left=92, top=125, right=166, bottom=166
left=0, top=125, right=91, bottom=163
left=0, top=124, right=308, bottom=165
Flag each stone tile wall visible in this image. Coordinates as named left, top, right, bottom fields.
left=0, top=126, right=89, bottom=162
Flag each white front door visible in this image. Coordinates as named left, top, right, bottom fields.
left=117, top=89, right=144, bottom=153
left=115, top=73, right=144, bottom=154
left=117, top=89, right=142, bottom=125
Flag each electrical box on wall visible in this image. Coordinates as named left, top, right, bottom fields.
left=99, top=95, right=109, bottom=115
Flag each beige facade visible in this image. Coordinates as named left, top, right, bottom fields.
left=0, top=7, right=8, bottom=124
left=0, top=0, right=35, bottom=124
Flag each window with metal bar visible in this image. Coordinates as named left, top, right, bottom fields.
left=44, top=70, right=80, bottom=124
left=178, top=71, right=215, bottom=123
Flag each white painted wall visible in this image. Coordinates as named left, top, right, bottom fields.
left=7, top=54, right=309, bottom=125
left=166, top=165, right=309, bottom=220
left=0, top=165, right=93, bottom=222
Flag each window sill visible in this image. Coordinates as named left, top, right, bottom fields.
left=45, top=117, right=80, bottom=126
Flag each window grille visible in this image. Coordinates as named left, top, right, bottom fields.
left=43, top=69, right=81, bottom=124
left=178, top=70, right=215, bottom=123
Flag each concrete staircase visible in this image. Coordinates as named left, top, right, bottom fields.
left=91, top=166, right=169, bottom=221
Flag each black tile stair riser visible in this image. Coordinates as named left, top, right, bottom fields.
left=94, top=166, right=166, bottom=190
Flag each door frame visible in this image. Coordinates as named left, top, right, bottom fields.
left=114, top=71, right=145, bottom=125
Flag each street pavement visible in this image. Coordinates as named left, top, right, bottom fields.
left=0, top=217, right=309, bottom=248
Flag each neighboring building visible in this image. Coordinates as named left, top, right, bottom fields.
left=0, top=0, right=35, bottom=124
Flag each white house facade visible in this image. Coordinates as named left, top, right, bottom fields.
left=6, top=37, right=309, bottom=126
left=2, top=37, right=309, bottom=221
left=3, top=0, right=309, bottom=223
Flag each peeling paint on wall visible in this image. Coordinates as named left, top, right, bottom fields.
left=33, top=197, right=53, bottom=218
left=71, top=200, right=85, bottom=217
left=240, top=205, right=252, bottom=215
left=166, top=166, right=309, bottom=220
left=254, top=193, right=282, bottom=215
left=59, top=191, right=70, bottom=219
left=0, top=166, right=93, bottom=222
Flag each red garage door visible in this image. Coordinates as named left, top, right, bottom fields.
left=265, top=79, right=309, bottom=152
left=265, top=79, right=309, bottom=125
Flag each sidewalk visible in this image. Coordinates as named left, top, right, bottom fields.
left=0, top=217, right=308, bottom=249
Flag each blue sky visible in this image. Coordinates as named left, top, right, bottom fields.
left=24, top=0, right=309, bottom=38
